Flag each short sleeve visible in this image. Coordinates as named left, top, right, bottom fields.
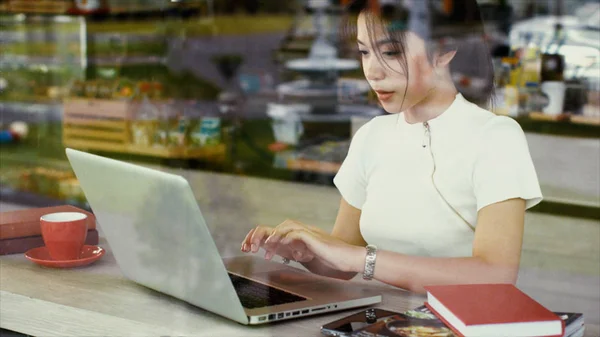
left=473, top=117, right=543, bottom=211
left=333, top=121, right=372, bottom=209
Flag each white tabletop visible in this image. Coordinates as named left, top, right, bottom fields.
left=1, top=167, right=598, bottom=336
left=0, top=238, right=428, bottom=337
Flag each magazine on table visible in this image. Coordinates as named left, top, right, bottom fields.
left=347, top=305, right=584, bottom=337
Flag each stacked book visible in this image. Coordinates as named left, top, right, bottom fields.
left=423, top=284, right=585, bottom=337
left=0, top=205, right=98, bottom=255
left=347, top=284, right=585, bottom=337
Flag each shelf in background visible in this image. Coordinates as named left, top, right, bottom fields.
left=63, top=139, right=226, bottom=160
left=286, top=159, right=340, bottom=175
left=570, top=115, right=600, bottom=126
left=528, top=112, right=600, bottom=126
left=515, top=113, right=600, bottom=139
left=528, top=112, right=571, bottom=122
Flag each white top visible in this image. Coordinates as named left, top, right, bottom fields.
left=333, top=94, right=543, bottom=257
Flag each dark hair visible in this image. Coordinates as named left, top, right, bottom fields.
left=340, top=0, right=495, bottom=108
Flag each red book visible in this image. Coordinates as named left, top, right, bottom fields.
left=424, top=284, right=565, bottom=337
left=0, top=205, right=96, bottom=240
left=0, top=229, right=99, bottom=255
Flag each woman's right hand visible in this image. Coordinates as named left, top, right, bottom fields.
left=240, top=225, right=315, bottom=263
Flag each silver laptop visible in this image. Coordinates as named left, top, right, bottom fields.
left=65, top=148, right=381, bottom=325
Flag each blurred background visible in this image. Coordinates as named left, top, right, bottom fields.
left=1, top=0, right=598, bottom=206
left=0, top=0, right=599, bottom=331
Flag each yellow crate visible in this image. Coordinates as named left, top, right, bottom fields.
left=63, top=98, right=226, bottom=161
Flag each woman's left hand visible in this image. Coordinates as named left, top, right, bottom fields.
left=263, top=219, right=365, bottom=273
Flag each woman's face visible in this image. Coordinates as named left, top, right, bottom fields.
left=356, top=13, right=437, bottom=113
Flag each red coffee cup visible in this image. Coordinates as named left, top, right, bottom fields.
left=40, top=212, right=88, bottom=261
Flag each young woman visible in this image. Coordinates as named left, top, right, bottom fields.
left=240, top=0, right=542, bottom=294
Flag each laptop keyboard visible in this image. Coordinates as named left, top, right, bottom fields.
left=228, top=273, right=307, bottom=309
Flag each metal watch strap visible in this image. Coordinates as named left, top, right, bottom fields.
left=362, top=244, right=377, bottom=280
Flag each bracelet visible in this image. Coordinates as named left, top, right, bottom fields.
left=362, top=244, right=377, bottom=281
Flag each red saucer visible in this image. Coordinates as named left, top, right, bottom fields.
left=25, top=245, right=105, bottom=268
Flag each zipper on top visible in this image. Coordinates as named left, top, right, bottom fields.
left=422, top=121, right=430, bottom=148
left=422, top=120, right=476, bottom=232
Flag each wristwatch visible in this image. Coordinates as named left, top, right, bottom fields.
left=362, top=244, right=377, bottom=280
